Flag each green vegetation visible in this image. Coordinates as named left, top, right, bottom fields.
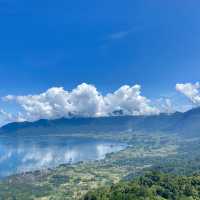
left=83, top=172, right=200, bottom=200
left=0, top=133, right=179, bottom=200
left=1, top=133, right=200, bottom=199
left=0, top=133, right=200, bottom=200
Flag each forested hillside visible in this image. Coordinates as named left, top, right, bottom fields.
left=83, top=172, right=200, bottom=200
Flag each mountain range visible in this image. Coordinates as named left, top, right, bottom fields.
left=1, top=107, right=200, bottom=137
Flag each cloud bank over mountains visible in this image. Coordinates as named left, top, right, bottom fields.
left=1, top=83, right=159, bottom=123
left=0, top=82, right=199, bottom=125
left=176, top=82, right=200, bottom=105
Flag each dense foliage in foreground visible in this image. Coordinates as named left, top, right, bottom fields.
left=83, top=172, right=200, bottom=200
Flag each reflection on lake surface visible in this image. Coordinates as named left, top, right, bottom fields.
left=0, top=136, right=126, bottom=178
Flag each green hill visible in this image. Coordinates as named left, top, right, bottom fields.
left=83, top=172, right=200, bottom=200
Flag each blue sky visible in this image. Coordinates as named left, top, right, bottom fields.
left=0, top=0, right=200, bottom=124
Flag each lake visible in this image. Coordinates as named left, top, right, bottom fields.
left=0, top=136, right=126, bottom=178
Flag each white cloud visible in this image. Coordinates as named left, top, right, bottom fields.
left=2, top=82, right=200, bottom=125
left=176, top=82, right=200, bottom=105
left=104, top=85, right=159, bottom=115
left=156, top=98, right=175, bottom=114
left=0, top=109, right=13, bottom=121
left=2, top=83, right=159, bottom=123
left=0, top=109, right=25, bottom=126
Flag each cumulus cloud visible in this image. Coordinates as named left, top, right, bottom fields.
left=0, top=109, right=25, bottom=125
left=176, top=82, right=200, bottom=105
left=104, top=85, right=159, bottom=115
left=2, top=83, right=159, bottom=123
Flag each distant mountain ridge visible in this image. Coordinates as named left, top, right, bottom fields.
left=1, top=107, right=200, bottom=137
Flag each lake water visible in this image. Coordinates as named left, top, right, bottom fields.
left=0, top=136, right=126, bottom=178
